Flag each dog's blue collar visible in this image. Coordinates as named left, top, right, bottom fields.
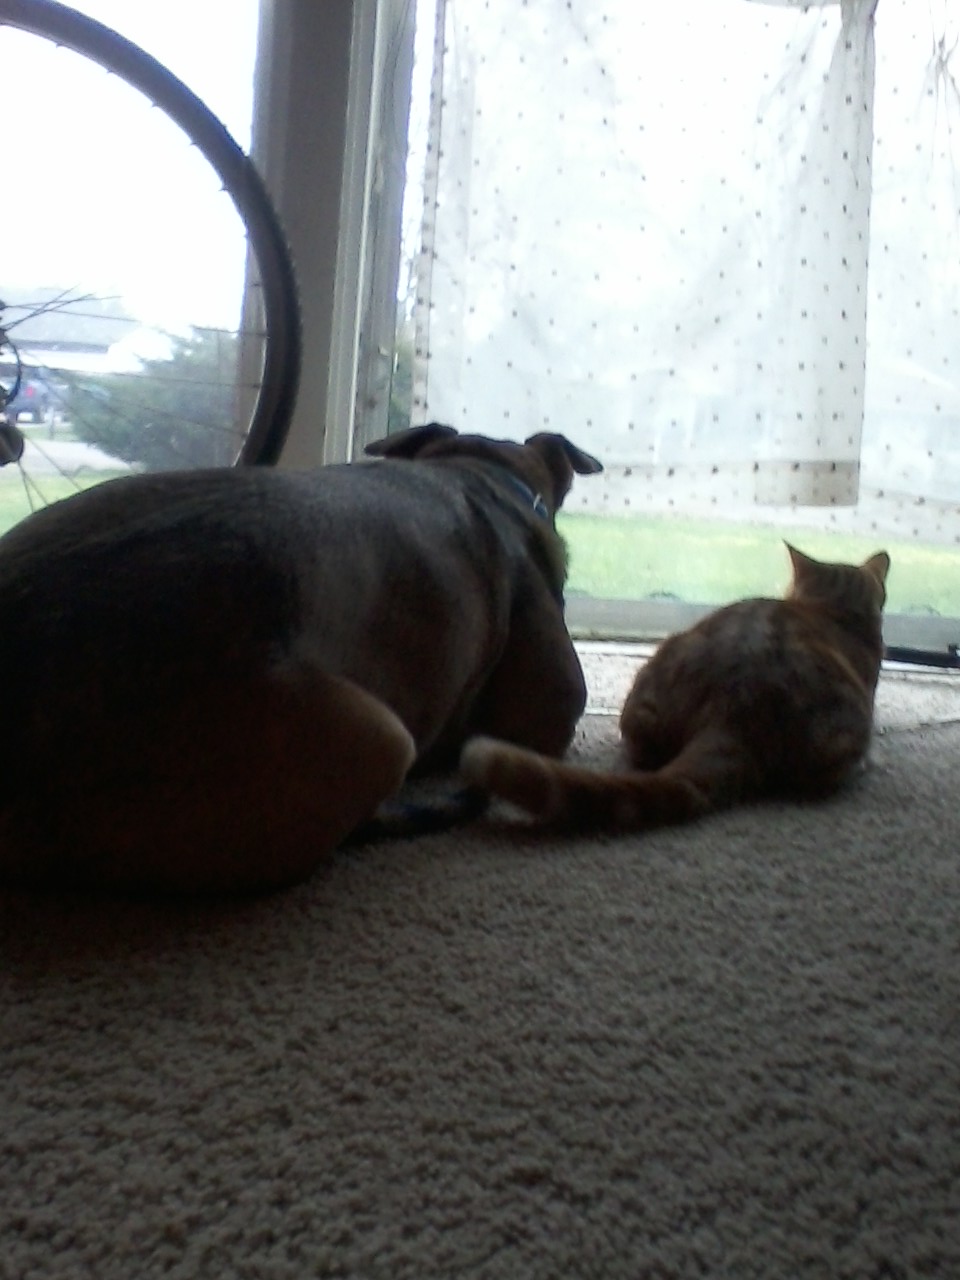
left=502, top=473, right=549, bottom=521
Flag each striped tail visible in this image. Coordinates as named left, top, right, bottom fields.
left=460, top=732, right=741, bottom=830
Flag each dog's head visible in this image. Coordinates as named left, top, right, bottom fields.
left=365, top=423, right=603, bottom=519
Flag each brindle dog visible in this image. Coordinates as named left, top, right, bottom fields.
left=0, top=424, right=601, bottom=894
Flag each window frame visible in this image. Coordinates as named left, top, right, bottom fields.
left=251, top=0, right=413, bottom=468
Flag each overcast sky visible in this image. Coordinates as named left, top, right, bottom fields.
left=4, top=1, right=259, bottom=331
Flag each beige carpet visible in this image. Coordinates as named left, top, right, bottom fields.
left=2, top=656, right=959, bottom=1279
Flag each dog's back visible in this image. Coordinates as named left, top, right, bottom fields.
left=0, top=427, right=601, bottom=893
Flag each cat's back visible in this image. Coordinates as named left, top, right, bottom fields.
left=622, top=546, right=888, bottom=796
left=631, top=588, right=882, bottom=729
left=650, top=595, right=801, bottom=685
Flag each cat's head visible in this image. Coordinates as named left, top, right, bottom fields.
left=785, top=543, right=890, bottom=614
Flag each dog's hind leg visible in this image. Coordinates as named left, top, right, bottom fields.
left=0, top=662, right=415, bottom=896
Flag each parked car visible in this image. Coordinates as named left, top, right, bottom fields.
left=0, top=365, right=66, bottom=425
left=4, top=374, right=53, bottom=424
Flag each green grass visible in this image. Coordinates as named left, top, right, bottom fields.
left=559, top=512, right=960, bottom=618
left=1, top=474, right=955, bottom=621
left=0, top=470, right=123, bottom=536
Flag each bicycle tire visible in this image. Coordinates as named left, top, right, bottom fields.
left=0, top=0, right=300, bottom=466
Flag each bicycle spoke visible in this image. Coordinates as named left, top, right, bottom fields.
left=0, top=0, right=300, bottom=535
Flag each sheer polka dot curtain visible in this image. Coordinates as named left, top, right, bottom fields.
left=413, top=0, right=960, bottom=546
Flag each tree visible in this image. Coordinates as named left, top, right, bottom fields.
left=70, top=328, right=243, bottom=471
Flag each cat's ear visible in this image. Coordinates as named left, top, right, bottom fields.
left=862, top=550, right=890, bottom=586
left=785, top=541, right=817, bottom=584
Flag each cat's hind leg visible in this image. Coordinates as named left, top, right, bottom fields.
left=791, top=714, right=874, bottom=798
left=618, top=683, right=679, bottom=770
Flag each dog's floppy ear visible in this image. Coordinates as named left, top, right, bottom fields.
left=365, top=423, right=458, bottom=459
left=523, top=432, right=603, bottom=507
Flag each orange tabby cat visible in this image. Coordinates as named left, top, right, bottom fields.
left=461, top=544, right=890, bottom=829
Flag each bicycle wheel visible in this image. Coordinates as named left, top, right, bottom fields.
left=0, top=0, right=300, bottom=529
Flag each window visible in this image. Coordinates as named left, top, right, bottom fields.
left=0, top=1, right=260, bottom=524
left=391, top=0, right=960, bottom=645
